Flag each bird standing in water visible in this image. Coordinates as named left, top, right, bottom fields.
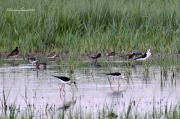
left=106, top=72, right=125, bottom=89
left=36, top=62, right=47, bottom=69
left=88, top=53, right=101, bottom=66
left=52, top=75, right=77, bottom=94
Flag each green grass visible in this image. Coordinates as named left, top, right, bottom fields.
left=1, top=97, right=180, bottom=119
left=1, top=0, right=180, bottom=54
left=1, top=0, right=180, bottom=117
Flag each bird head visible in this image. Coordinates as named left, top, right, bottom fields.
left=72, top=82, right=78, bottom=89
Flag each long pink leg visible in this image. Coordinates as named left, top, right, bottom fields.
left=110, top=81, right=112, bottom=89
left=59, top=91, right=65, bottom=102
left=109, top=78, right=114, bottom=89
left=60, top=90, right=62, bottom=99
left=118, top=79, right=120, bottom=85
left=60, top=84, right=64, bottom=91
left=118, top=85, right=120, bottom=90
left=118, top=78, right=120, bottom=90
left=63, top=84, right=66, bottom=95
left=60, top=85, right=64, bottom=99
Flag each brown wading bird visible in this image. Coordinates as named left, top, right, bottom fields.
left=119, top=54, right=134, bottom=60
left=131, top=50, right=142, bottom=56
left=107, top=51, right=117, bottom=61
left=119, top=50, right=142, bottom=60
left=107, top=51, right=116, bottom=57
left=88, top=53, right=101, bottom=65
left=47, top=52, right=57, bottom=60
left=36, top=62, right=47, bottom=69
left=7, top=47, right=19, bottom=60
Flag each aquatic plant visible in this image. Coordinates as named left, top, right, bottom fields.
left=1, top=0, right=180, bottom=54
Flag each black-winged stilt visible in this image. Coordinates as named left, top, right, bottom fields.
left=28, top=57, right=38, bottom=65
left=106, top=72, right=125, bottom=88
left=135, top=49, right=151, bottom=61
left=52, top=75, right=77, bottom=93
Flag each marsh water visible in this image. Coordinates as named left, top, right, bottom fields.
left=1, top=58, right=180, bottom=117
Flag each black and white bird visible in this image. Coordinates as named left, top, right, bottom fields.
left=28, top=57, right=38, bottom=65
left=135, top=49, right=151, bottom=61
left=106, top=72, right=125, bottom=88
left=52, top=75, right=77, bottom=93
left=26, top=54, right=38, bottom=65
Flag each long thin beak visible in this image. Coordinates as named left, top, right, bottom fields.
left=75, top=84, right=78, bottom=89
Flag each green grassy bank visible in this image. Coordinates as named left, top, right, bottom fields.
left=1, top=0, right=180, bottom=54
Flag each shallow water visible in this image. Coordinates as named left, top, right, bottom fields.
left=0, top=60, right=180, bottom=117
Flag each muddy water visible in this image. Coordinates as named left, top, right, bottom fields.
left=0, top=61, right=180, bottom=117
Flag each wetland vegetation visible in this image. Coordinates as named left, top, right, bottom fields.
left=1, top=0, right=180, bottom=54
left=1, top=0, right=180, bottom=119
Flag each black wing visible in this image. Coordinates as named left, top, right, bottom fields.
left=89, top=53, right=101, bottom=59
left=106, top=72, right=121, bottom=76
left=141, top=53, right=147, bottom=58
left=135, top=53, right=147, bottom=59
left=52, top=75, right=70, bottom=81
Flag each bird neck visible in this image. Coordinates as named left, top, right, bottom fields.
left=69, top=82, right=76, bottom=85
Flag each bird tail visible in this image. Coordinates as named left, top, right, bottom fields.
left=51, top=75, right=58, bottom=78
left=7, top=54, right=11, bottom=58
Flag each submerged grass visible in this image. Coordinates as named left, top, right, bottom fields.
left=1, top=0, right=180, bottom=54
left=1, top=96, right=180, bottom=119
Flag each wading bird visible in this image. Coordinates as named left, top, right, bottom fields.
left=107, top=51, right=117, bottom=61
left=106, top=72, right=125, bottom=88
left=135, top=49, right=151, bottom=61
left=27, top=54, right=38, bottom=65
left=52, top=75, right=77, bottom=94
left=88, top=53, right=101, bottom=65
left=107, top=51, right=116, bottom=57
left=7, top=47, right=19, bottom=60
left=36, top=62, right=47, bottom=69
left=119, top=50, right=142, bottom=60
left=47, top=52, right=57, bottom=60
left=28, top=57, right=38, bottom=65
